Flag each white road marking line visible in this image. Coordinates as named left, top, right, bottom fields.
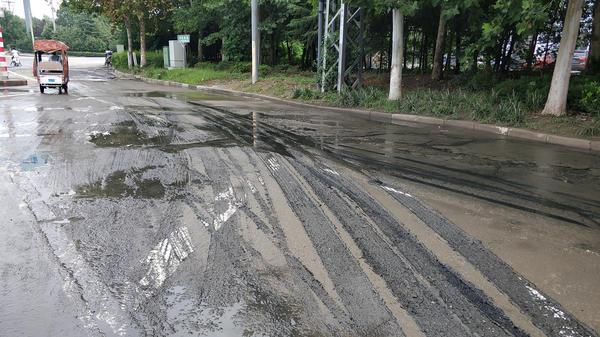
left=8, top=70, right=35, bottom=81
left=0, top=93, right=33, bottom=99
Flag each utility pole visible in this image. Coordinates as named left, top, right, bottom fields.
left=251, top=0, right=259, bottom=84
left=49, top=0, right=56, bottom=32
left=23, top=0, right=34, bottom=44
left=317, top=0, right=325, bottom=71
left=320, top=0, right=364, bottom=93
left=2, top=0, right=15, bottom=12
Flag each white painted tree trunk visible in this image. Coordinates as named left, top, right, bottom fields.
left=389, top=9, right=404, bottom=101
left=542, top=0, right=585, bottom=116
left=432, top=9, right=447, bottom=81
left=251, top=0, right=260, bottom=84
left=139, top=17, right=147, bottom=68
left=125, top=17, right=133, bottom=69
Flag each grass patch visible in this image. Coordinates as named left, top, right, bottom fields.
left=141, top=67, right=239, bottom=84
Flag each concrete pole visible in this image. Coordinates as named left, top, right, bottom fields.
left=251, top=0, right=259, bottom=84
left=320, top=0, right=331, bottom=92
left=23, top=0, right=34, bottom=44
left=337, top=3, right=347, bottom=93
left=389, top=9, right=404, bottom=100
left=50, top=0, right=56, bottom=33
left=317, top=0, right=324, bottom=70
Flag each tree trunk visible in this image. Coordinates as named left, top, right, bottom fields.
left=588, top=0, right=600, bottom=73
left=431, top=8, right=447, bottom=80
left=502, top=30, right=516, bottom=73
left=454, top=18, right=462, bottom=74
left=138, top=16, right=146, bottom=67
left=471, top=50, right=478, bottom=72
left=198, top=38, right=203, bottom=63
left=525, top=31, right=538, bottom=71
left=542, top=0, right=585, bottom=116
left=389, top=9, right=404, bottom=101
left=543, top=38, right=551, bottom=69
left=124, top=16, right=133, bottom=69
left=403, top=24, right=409, bottom=71
left=411, top=29, right=418, bottom=70
left=422, top=34, right=429, bottom=72
left=444, top=30, right=452, bottom=72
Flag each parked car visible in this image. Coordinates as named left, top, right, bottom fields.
left=571, top=49, right=588, bottom=71
left=534, top=54, right=555, bottom=69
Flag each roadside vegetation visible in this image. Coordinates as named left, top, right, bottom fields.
left=57, top=0, right=600, bottom=139
left=113, top=51, right=600, bottom=138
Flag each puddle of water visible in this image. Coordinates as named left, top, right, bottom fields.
left=88, top=121, right=169, bottom=147
left=76, top=170, right=165, bottom=199
left=20, top=154, right=50, bottom=171
left=125, top=91, right=232, bottom=101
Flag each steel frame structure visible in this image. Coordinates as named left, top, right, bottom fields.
left=319, top=0, right=364, bottom=93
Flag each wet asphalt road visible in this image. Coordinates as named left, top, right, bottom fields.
left=1, top=63, right=599, bottom=337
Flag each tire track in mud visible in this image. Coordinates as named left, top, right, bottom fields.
left=192, top=101, right=599, bottom=229
left=376, top=178, right=599, bottom=337
left=189, top=102, right=598, bottom=336
left=332, top=144, right=599, bottom=228
left=259, top=153, right=405, bottom=337
left=284, top=154, right=527, bottom=337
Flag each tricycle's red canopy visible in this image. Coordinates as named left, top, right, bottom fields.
left=33, top=40, right=69, bottom=53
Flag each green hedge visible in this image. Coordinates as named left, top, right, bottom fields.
left=112, top=50, right=164, bottom=70
left=68, top=51, right=105, bottom=57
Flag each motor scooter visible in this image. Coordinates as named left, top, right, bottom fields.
left=104, top=50, right=113, bottom=67
left=11, top=55, right=22, bottom=67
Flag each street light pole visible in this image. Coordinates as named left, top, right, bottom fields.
left=251, top=0, right=259, bottom=84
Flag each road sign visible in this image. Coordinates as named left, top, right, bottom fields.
left=177, top=34, right=190, bottom=44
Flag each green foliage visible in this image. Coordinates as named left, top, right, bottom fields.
left=0, top=10, right=32, bottom=51
left=112, top=52, right=129, bottom=70
left=569, top=77, right=600, bottom=116
left=327, top=87, right=386, bottom=108
left=144, top=51, right=164, bottom=68
left=45, top=6, right=119, bottom=52
left=68, top=51, right=106, bottom=57
left=577, top=119, right=600, bottom=137
left=292, top=87, right=318, bottom=100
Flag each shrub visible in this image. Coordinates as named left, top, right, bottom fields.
left=292, top=88, right=317, bottom=100
left=112, top=51, right=128, bottom=70
left=569, top=77, right=600, bottom=116
left=144, top=51, right=164, bottom=68
left=329, top=87, right=385, bottom=108
left=577, top=119, right=600, bottom=137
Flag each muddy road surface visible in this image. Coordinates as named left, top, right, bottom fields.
left=1, top=65, right=599, bottom=337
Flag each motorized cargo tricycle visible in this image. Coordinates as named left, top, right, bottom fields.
left=33, top=39, right=70, bottom=94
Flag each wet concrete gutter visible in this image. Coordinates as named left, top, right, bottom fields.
left=117, top=70, right=599, bottom=153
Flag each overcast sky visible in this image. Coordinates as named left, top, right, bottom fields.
left=4, top=0, right=62, bottom=19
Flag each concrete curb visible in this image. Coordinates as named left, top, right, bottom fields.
left=116, top=70, right=599, bottom=153
left=1, top=79, right=28, bottom=87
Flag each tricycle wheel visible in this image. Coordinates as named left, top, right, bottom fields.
left=40, top=85, right=45, bottom=94
left=63, top=84, right=68, bottom=95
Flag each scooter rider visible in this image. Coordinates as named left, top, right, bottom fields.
left=104, top=49, right=113, bottom=66
left=10, top=47, right=21, bottom=67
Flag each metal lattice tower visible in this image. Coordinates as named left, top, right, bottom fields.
left=319, top=0, right=364, bottom=93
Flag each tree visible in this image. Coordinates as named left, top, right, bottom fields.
left=350, top=0, right=416, bottom=100
left=431, top=4, right=447, bottom=80
left=542, top=0, right=586, bottom=116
